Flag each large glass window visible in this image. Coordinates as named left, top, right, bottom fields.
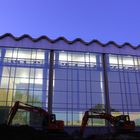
left=0, top=47, right=48, bottom=125
left=53, top=51, right=105, bottom=126
left=108, top=54, right=140, bottom=125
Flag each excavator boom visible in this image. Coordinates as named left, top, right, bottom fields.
left=7, top=101, right=50, bottom=125
left=7, top=101, right=64, bottom=131
left=80, top=110, right=135, bottom=136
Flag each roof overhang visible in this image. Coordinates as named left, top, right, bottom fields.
left=0, top=33, right=140, bottom=56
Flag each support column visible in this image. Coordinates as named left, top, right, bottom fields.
left=48, top=50, right=54, bottom=114
left=0, top=48, right=6, bottom=85
left=42, top=51, right=48, bottom=109
left=102, top=53, right=111, bottom=128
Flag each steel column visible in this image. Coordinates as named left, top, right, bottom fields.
left=42, top=51, right=48, bottom=109
left=102, top=53, right=111, bottom=128
left=0, top=48, right=6, bottom=85
left=48, top=50, right=54, bottom=114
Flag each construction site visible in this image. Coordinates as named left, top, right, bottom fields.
left=0, top=101, right=140, bottom=139
left=0, top=33, right=140, bottom=139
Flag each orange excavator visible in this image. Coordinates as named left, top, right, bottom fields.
left=80, top=109, right=135, bottom=136
left=6, top=101, right=64, bottom=132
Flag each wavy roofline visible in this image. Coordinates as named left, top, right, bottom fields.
left=0, top=33, right=139, bottom=49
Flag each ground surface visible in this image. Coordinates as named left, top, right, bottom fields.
left=1, top=125, right=140, bottom=140
left=86, top=133, right=140, bottom=140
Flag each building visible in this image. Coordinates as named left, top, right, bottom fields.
left=0, top=33, right=140, bottom=128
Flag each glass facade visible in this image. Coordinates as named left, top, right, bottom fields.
left=0, top=48, right=49, bottom=125
left=53, top=51, right=105, bottom=126
left=108, top=54, right=140, bottom=125
left=0, top=47, right=140, bottom=127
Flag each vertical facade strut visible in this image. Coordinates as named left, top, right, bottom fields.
left=48, top=50, right=54, bottom=114
left=42, top=51, right=48, bottom=109
left=102, top=53, right=111, bottom=126
left=0, top=48, right=6, bottom=86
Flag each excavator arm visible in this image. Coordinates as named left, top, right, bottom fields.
left=80, top=111, right=89, bottom=136
left=80, top=111, right=116, bottom=136
left=7, top=101, right=64, bottom=131
left=7, top=101, right=64, bottom=132
left=7, top=101, right=50, bottom=125
left=80, top=110, right=135, bottom=137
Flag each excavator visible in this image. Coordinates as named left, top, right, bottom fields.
left=80, top=109, right=135, bottom=137
left=6, top=101, right=64, bottom=132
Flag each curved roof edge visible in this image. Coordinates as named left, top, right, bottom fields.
left=0, top=33, right=140, bottom=50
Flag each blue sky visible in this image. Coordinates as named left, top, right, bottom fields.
left=0, top=0, right=140, bottom=45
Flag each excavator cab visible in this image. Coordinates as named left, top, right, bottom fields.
left=115, top=115, right=130, bottom=122
left=43, top=114, right=64, bottom=132
left=114, top=115, right=135, bottom=131
left=51, top=114, right=56, bottom=123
